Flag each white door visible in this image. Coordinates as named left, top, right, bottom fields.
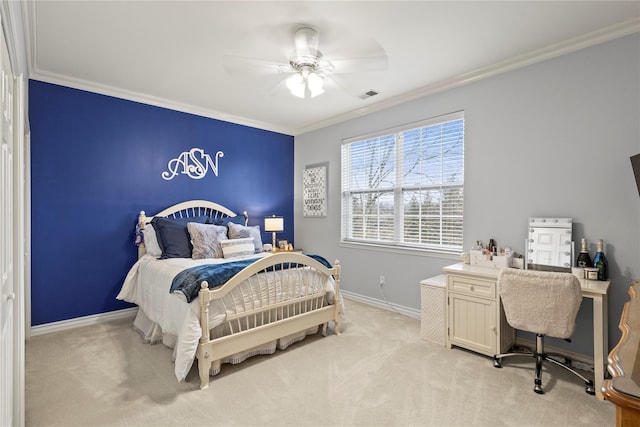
left=0, top=19, right=15, bottom=427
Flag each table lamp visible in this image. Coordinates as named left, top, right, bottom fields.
left=264, top=215, right=284, bottom=251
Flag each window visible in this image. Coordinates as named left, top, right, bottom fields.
left=341, top=111, right=464, bottom=252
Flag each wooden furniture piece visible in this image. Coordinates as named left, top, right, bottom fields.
left=272, top=248, right=304, bottom=254
left=602, top=280, right=640, bottom=425
left=122, top=200, right=342, bottom=389
left=443, top=262, right=611, bottom=399
left=420, top=275, right=447, bottom=346
left=444, top=263, right=515, bottom=357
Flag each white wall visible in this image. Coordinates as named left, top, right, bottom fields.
left=294, top=34, right=640, bottom=356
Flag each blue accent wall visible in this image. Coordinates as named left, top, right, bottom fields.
left=29, top=80, right=294, bottom=326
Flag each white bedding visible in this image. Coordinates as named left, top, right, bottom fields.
left=117, top=253, right=337, bottom=381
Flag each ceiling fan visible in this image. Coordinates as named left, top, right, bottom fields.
left=282, top=27, right=333, bottom=98
left=222, top=25, right=388, bottom=99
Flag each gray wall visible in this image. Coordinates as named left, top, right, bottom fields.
left=294, top=33, right=640, bottom=356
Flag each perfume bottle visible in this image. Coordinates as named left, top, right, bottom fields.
left=576, top=238, right=593, bottom=268
left=593, top=239, right=608, bottom=281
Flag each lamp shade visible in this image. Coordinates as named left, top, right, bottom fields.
left=264, top=216, right=284, bottom=232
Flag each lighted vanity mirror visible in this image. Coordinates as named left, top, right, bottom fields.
left=526, top=217, right=573, bottom=272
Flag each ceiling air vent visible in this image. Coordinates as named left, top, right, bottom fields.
left=358, top=90, right=379, bottom=100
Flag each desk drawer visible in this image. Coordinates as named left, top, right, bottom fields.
left=448, top=275, right=495, bottom=298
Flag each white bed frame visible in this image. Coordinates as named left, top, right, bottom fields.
left=137, top=200, right=341, bottom=389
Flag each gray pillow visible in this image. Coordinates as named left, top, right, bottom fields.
left=227, top=222, right=263, bottom=253
left=187, top=222, right=228, bottom=259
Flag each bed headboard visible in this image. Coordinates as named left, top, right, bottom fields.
left=137, top=200, right=248, bottom=257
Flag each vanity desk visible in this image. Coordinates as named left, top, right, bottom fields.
left=443, top=262, right=611, bottom=399
left=602, top=281, right=640, bottom=425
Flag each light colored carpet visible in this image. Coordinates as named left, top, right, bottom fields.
left=25, top=298, right=614, bottom=427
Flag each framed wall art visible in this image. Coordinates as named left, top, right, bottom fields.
left=303, top=162, right=328, bottom=217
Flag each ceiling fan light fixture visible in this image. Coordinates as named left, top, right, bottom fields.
left=286, top=73, right=305, bottom=98
left=286, top=68, right=325, bottom=99
left=310, top=86, right=325, bottom=98
left=307, top=72, right=324, bottom=97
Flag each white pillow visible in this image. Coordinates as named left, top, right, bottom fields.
left=220, top=237, right=255, bottom=259
left=227, top=222, right=263, bottom=253
left=142, top=224, right=162, bottom=257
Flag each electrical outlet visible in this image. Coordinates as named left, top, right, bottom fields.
left=380, top=275, right=385, bottom=287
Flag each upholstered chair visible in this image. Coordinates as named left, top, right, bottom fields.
left=493, top=268, right=595, bottom=395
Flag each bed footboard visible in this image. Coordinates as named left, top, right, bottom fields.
left=195, top=252, right=341, bottom=389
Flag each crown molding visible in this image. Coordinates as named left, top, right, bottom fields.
left=29, top=69, right=294, bottom=135
left=21, top=0, right=36, bottom=77
left=23, top=1, right=293, bottom=135
left=0, top=0, right=28, bottom=75
left=293, top=17, right=640, bottom=135
left=23, top=2, right=639, bottom=137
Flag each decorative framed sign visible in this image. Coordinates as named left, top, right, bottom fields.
left=303, top=162, right=328, bottom=217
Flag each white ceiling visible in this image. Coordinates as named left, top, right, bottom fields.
left=24, top=1, right=640, bottom=135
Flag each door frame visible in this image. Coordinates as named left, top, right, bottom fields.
left=0, top=2, right=29, bottom=426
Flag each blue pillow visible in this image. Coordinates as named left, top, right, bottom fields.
left=151, top=216, right=208, bottom=259
left=212, top=215, right=245, bottom=227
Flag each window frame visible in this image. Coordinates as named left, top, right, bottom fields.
left=340, top=111, right=464, bottom=254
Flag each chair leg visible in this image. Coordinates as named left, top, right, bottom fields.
left=532, top=334, right=545, bottom=394
left=495, top=334, right=595, bottom=395
left=494, top=352, right=522, bottom=368
left=545, top=356, right=596, bottom=395
left=494, top=342, right=534, bottom=367
left=534, top=352, right=544, bottom=394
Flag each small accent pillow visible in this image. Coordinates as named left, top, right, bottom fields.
left=220, top=237, right=255, bottom=259
left=187, top=222, right=227, bottom=259
left=227, top=222, right=263, bottom=253
left=151, top=216, right=208, bottom=259
left=142, top=224, right=162, bottom=257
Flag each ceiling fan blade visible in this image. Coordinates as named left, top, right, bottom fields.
left=329, top=55, right=388, bottom=74
left=222, top=54, right=293, bottom=77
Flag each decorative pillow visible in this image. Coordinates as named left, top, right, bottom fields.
left=220, top=237, right=255, bottom=259
left=142, top=224, right=162, bottom=257
left=227, top=222, right=263, bottom=253
left=212, top=215, right=246, bottom=226
left=151, top=216, right=208, bottom=259
left=187, top=222, right=228, bottom=259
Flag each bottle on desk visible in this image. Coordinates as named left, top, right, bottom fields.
left=576, top=238, right=593, bottom=268
left=488, top=239, right=496, bottom=254
left=593, top=239, right=608, bottom=281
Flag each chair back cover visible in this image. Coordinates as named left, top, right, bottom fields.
left=498, top=269, right=582, bottom=338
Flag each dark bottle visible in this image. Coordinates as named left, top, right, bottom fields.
left=488, top=238, right=496, bottom=254
left=593, top=239, right=609, bottom=281
left=576, top=238, right=593, bottom=268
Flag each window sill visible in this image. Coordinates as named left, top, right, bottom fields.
left=338, top=240, right=461, bottom=260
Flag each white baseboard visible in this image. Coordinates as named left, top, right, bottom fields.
left=30, top=307, right=138, bottom=337
left=340, top=291, right=594, bottom=371
left=341, top=290, right=421, bottom=319
left=30, top=291, right=418, bottom=337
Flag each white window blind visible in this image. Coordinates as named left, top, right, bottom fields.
left=341, top=111, right=464, bottom=252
